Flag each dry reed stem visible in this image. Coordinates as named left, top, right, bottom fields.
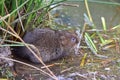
left=0, top=18, right=58, bottom=80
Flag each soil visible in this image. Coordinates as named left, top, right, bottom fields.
left=13, top=47, right=120, bottom=80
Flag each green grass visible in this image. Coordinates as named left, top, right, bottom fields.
left=0, top=0, right=66, bottom=79
left=0, top=0, right=120, bottom=79
left=0, top=0, right=67, bottom=45
left=83, top=0, right=116, bottom=58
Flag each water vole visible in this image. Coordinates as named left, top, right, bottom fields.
left=14, top=28, right=79, bottom=63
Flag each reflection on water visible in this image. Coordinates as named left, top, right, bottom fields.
left=52, top=9, right=81, bottom=27
left=52, top=0, right=120, bottom=29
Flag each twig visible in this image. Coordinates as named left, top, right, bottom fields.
left=16, top=0, right=25, bottom=31
left=68, top=72, right=88, bottom=80
left=0, top=56, right=55, bottom=79
left=84, top=0, right=93, bottom=23
left=61, top=67, right=73, bottom=73
left=0, top=20, right=58, bottom=80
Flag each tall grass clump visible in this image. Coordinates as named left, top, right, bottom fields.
left=0, top=0, right=66, bottom=79
left=0, top=0, right=66, bottom=40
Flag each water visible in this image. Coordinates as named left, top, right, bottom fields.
left=52, top=0, right=120, bottom=29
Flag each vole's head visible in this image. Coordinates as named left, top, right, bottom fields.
left=59, top=30, right=79, bottom=51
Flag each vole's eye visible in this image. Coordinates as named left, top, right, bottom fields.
left=71, top=37, right=76, bottom=43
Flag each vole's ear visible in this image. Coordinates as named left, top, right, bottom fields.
left=60, top=36, right=66, bottom=45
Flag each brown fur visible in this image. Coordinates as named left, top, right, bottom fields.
left=14, top=28, right=79, bottom=63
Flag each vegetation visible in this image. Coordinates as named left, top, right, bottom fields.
left=0, top=0, right=120, bottom=79
left=0, top=0, right=66, bottom=79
